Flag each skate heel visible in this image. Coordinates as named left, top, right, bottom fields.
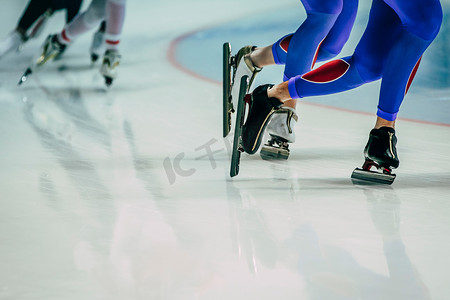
left=260, top=107, right=297, bottom=160
left=260, top=136, right=290, bottom=160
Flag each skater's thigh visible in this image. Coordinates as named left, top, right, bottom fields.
left=300, top=0, right=343, bottom=14
left=352, top=0, right=402, bottom=80
left=382, top=0, right=442, bottom=40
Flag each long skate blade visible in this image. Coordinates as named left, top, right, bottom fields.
left=230, top=75, right=249, bottom=177
left=260, top=145, right=289, bottom=160
left=223, top=42, right=233, bottom=137
left=18, top=68, right=33, bottom=86
left=351, top=168, right=396, bottom=185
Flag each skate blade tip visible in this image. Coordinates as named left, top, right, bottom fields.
left=230, top=165, right=240, bottom=177
left=351, top=168, right=396, bottom=185
left=18, top=75, right=29, bottom=86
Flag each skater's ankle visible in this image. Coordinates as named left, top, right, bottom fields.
left=374, top=117, right=395, bottom=129
left=267, top=82, right=290, bottom=104
left=249, top=46, right=275, bottom=67
left=245, top=53, right=261, bottom=70
left=282, top=99, right=297, bottom=109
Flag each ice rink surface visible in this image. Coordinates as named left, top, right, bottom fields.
left=1, top=0, right=450, bottom=299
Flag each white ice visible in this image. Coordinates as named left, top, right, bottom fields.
left=1, top=0, right=450, bottom=299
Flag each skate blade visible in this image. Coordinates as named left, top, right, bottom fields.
left=223, top=42, right=233, bottom=137
left=351, top=168, right=396, bottom=185
left=18, top=68, right=33, bottom=86
left=230, top=75, right=249, bottom=177
left=260, top=145, right=289, bottom=160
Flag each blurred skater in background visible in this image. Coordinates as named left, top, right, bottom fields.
left=0, top=0, right=83, bottom=59
left=22, top=0, right=126, bottom=87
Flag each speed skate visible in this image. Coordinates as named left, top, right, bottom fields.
left=229, top=76, right=249, bottom=177
left=351, top=127, right=399, bottom=185
left=18, top=34, right=64, bottom=86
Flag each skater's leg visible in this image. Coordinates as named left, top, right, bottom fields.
left=17, top=0, right=53, bottom=36
left=251, top=0, right=358, bottom=73
left=57, top=0, right=107, bottom=45
left=44, top=0, right=83, bottom=59
left=55, top=0, right=83, bottom=24
left=232, top=0, right=346, bottom=115
left=48, top=0, right=81, bottom=23
left=354, top=0, right=442, bottom=180
left=104, top=0, right=126, bottom=50
left=332, top=0, right=441, bottom=181
left=100, top=0, right=127, bottom=85
left=279, top=0, right=344, bottom=80
left=374, top=116, right=395, bottom=129
left=276, top=0, right=403, bottom=101
left=269, top=0, right=357, bottom=115
left=265, top=0, right=350, bottom=149
left=375, top=0, right=443, bottom=122
left=90, top=21, right=107, bottom=62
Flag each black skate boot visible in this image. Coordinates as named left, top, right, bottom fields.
left=351, top=127, right=399, bottom=185
left=241, top=84, right=283, bottom=154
